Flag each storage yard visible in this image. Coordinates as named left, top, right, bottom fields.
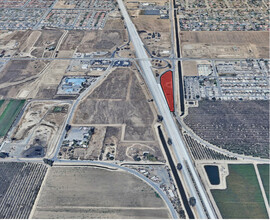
left=0, top=162, right=47, bottom=219
left=59, top=126, right=105, bottom=160
left=32, top=166, right=170, bottom=219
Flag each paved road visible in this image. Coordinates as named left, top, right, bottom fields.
left=48, top=32, right=133, bottom=160
left=33, top=0, right=59, bottom=30
left=2, top=155, right=179, bottom=218
left=55, top=159, right=179, bottom=219
left=0, top=57, right=259, bottom=62
left=48, top=64, right=113, bottom=160
left=116, top=0, right=216, bottom=218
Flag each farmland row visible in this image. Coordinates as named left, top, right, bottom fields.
left=0, top=162, right=47, bottom=219
left=184, top=134, right=237, bottom=160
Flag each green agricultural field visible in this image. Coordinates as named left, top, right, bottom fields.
left=0, top=100, right=4, bottom=108
left=258, top=164, right=270, bottom=205
left=211, top=164, right=268, bottom=219
left=0, top=100, right=25, bottom=137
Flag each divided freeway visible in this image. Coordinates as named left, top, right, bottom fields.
left=116, top=0, right=217, bottom=218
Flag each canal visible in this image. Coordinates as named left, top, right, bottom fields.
left=173, top=0, right=185, bottom=116
left=158, top=126, right=194, bottom=219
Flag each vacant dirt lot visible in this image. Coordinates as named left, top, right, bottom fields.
left=32, top=166, right=170, bottom=219
left=59, top=30, right=127, bottom=57
left=116, top=142, right=164, bottom=162
left=180, top=31, right=269, bottom=58
left=182, top=60, right=212, bottom=76
left=73, top=68, right=155, bottom=141
left=0, top=30, right=32, bottom=57
left=59, top=31, right=85, bottom=51
left=71, top=67, right=165, bottom=162
left=34, top=30, right=63, bottom=48
left=0, top=60, right=50, bottom=99
left=30, top=30, right=63, bottom=58
left=140, top=30, right=171, bottom=58
left=33, top=60, right=70, bottom=99
left=0, top=60, right=48, bottom=85
left=77, top=30, right=127, bottom=53
left=132, top=15, right=171, bottom=57
left=182, top=61, right=198, bottom=76
left=103, top=17, right=126, bottom=30
left=0, top=79, right=36, bottom=99
left=133, top=15, right=170, bottom=33
left=0, top=30, right=63, bottom=58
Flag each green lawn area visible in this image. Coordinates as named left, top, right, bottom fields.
left=211, top=164, right=268, bottom=219
left=258, top=164, right=269, bottom=205
left=0, top=99, right=25, bottom=137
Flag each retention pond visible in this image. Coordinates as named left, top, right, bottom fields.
left=204, top=165, right=220, bottom=185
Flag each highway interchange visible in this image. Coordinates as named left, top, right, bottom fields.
left=0, top=1, right=268, bottom=219
left=116, top=0, right=216, bottom=218
left=0, top=0, right=220, bottom=218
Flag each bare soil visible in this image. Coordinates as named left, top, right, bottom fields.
left=180, top=31, right=269, bottom=58
left=32, top=166, right=169, bottom=219
left=73, top=68, right=155, bottom=141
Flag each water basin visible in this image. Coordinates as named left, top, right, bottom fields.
left=204, top=165, right=220, bottom=185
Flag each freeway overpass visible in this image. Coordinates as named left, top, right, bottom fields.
left=116, top=0, right=217, bottom=218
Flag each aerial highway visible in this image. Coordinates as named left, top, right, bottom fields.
left=116, top=0, right=217, bottom=218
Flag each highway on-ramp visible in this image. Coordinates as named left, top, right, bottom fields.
left=116, top=0, right=216, bottom=218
